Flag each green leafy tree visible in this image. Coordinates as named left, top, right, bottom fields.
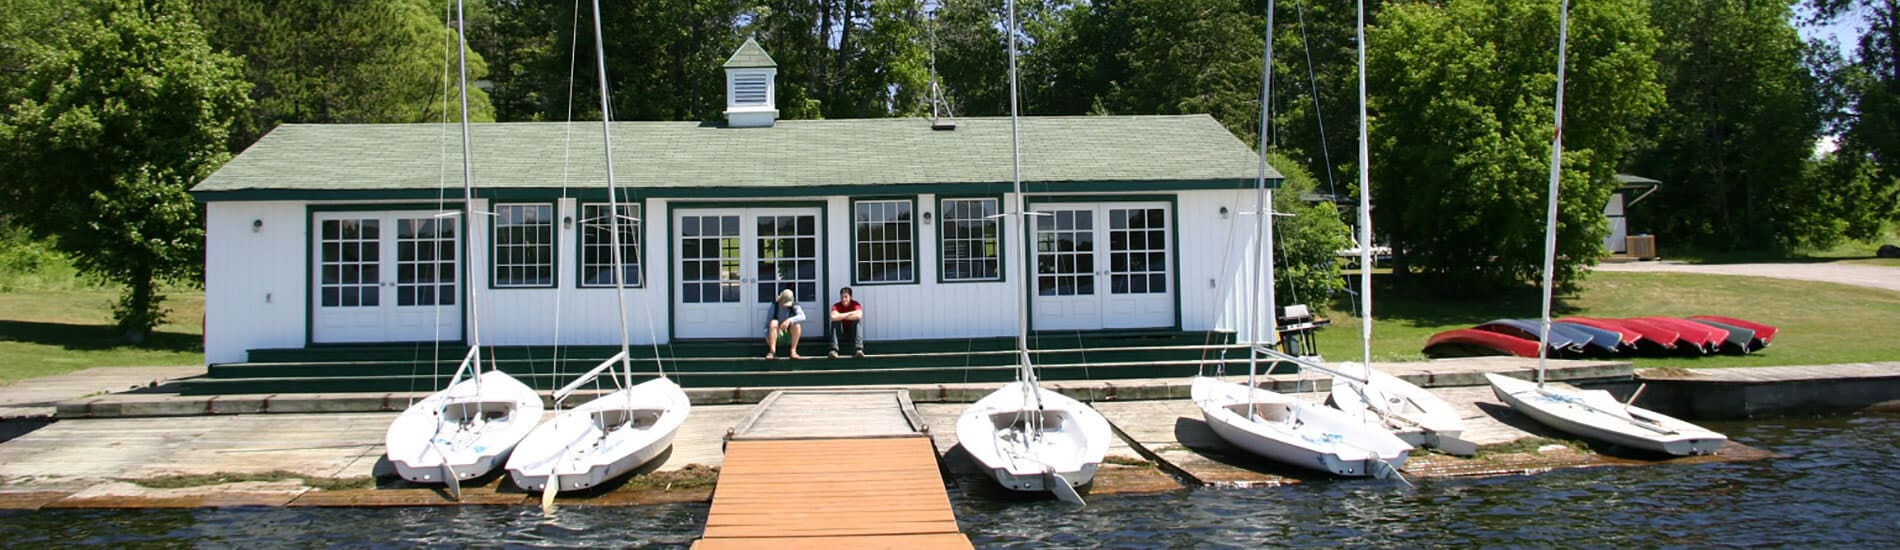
left=191, top=0, right=493, bottom=146
left=0, top=0, right=251, bottom=341
left=1369, top=0, right=1663, bottom=292
left=1628, top=0, right=1824, bottom=250
left=1808, top=0, right=1900, bottom=240
left=1267, top=152, right=1350, bottom=305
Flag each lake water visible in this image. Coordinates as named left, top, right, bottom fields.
left=4, top=414, right=1896, bottom=547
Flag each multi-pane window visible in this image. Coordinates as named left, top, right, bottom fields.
left=1036, top=209, right=1096, bottom=296
left=853, top=199, right=914, bottom=284
left=940, top=198, right=1000, bottom=282
left=1108, top=208, right=1168, bottom=294
left=578, top=203, right=642, bottom=288
left=396, top=218, right=456, bottom=306
left=493, top=203, right=554, bottom=287
left=319, top=218, right=380, bottom=307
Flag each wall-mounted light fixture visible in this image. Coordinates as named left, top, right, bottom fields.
left=252, top=219, right=264, bottom=232
left=922, top=211, right=934, bottom=225
left=1218, top=206, right=1230, bottom=219
left=563, top=216, right=574, bottom=229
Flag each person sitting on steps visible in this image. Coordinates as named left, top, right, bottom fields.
left=828, top=287, right=865, bottom=358
left=764, top=288, right=805, bottom=359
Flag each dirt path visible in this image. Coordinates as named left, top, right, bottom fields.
left=1592, top=261, right=1900, bottom=293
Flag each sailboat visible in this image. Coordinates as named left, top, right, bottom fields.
left=1484, top=0, right=1726, bottom=457
left=954, top=0, right=1110, bottom=504
left=504, top=0, right=691, bottom=501
left=1319, top=0, right=1474, bottom=457
left=1191, top=0, right=1414, bottom=478
left=383, top=0, right=545, bottom=498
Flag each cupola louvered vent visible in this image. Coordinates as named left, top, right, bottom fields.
left=722, top=38, right=779, bottom=128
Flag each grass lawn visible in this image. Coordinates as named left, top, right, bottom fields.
left=1312, top=271, right=1900, bottom=369
left=0, top=287, right=204, bottom=386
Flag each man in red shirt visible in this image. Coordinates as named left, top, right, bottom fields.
left=828, top=287, right=865, bottom=358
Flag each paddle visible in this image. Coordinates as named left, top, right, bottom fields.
left=1047, top=471, right=1085, bottom=507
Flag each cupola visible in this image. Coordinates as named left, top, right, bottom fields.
left=723, top=37, right=778, bottom=128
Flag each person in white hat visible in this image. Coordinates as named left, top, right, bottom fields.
left=764, top=288, right=806, bottom=359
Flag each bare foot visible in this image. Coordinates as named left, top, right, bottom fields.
left=789, top=353, right=804, bottom=360
left=764, top=353, right=775, bottom=359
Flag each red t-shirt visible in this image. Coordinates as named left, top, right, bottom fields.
left=831, top=300, right=862, bottom=325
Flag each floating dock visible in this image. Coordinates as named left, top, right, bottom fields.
left=695, top=390, right=970, bottom=549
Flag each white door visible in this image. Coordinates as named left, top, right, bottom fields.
left=311, top=212, right=462, bottom=343
left=675, top=207, right=825, bottom=339
left=1031, top=202, right=1174, bottom=331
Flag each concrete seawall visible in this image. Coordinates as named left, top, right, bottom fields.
left=1609, top=362, right=1900, bottom=419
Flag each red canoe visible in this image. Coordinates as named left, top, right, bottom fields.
left=1555, top=317, right=1638, bottom=347
left=1422, top=328, right=1543, bottom=358
left=1600, top=317, right=1681, bottom=352
left=1689, top=315, right=1778, bottom=347
left=1635, top=317, right=1727, bottom=351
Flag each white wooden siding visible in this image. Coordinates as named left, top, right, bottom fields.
left=204, top=201, right=316, bottom=363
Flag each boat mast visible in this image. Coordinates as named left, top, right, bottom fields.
left=1249, top=0, right=1277, bottom=416
left=586, top=0, right=636, bottom=388
left=453, top=0, right=485, bottom=380
left=1537, top=0, right=1571, bottom=389
left=1005, top=0, right=1039, bottom=400
left=1355, top=0, right=1373, bottom=375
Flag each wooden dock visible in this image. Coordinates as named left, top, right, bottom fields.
left=695, top=390, right=970, bottom=549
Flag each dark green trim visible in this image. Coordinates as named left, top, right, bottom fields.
left=573, top=197, right=650, bottom=290
left=934, top=194, right=1008, bottom=285
left=303, top=203, right=469, bottom=347
left=192, top=178, right=1274, bottom=203
left=665, top=201, right=830, bottom=342
left=847, top=196, right=921, bottom=286
left=487, top=202, right=559, bottom=290
left=1020, top=195, right=1183, bottom=332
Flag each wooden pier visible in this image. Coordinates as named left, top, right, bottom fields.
left=695, top=390, right=970, bottom=549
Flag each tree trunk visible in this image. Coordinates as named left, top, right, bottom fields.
left=121, top=269, right=155, bottom=344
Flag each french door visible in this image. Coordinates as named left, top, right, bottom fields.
left=1030, top=202, right=1174, bottom=331
left=674, top=207, right=825, bottom=339
left=310, top=211, right=462, bottom=343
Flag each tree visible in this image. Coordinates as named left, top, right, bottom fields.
left=1808, top=0, right=1900, bottom=241
left=1268, top=152, right=1350, bottom=305
left=1368, top=0, right=1663, bottom=292
left=0, top=0, right=251, bottom=341
left=1628, top=0, right=1824, bottom=250
left=191, top=0, right=493, bottom=147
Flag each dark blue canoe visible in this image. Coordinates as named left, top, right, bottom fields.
left=1552, top=321, right=1626, bottom=355
left=1475, top=319, right=1588, bottom=355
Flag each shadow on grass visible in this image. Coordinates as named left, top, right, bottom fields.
left=0, top=320, right=200, bottom=353
left=1332, top=274, right=1584, bottom=328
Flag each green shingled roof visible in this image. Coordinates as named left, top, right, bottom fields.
left=723, top=37, right=777, bottom=68
left=191, top=115, right=1275, bottom=197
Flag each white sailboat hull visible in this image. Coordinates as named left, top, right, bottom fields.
left=506, top=377, right=690, bottom=492
left=1330, top=365, right=1472, bottom=454
left=385, top=369, right=545, bottom=483
left=956, top=381, right=1110, bottom=492
left=1486, top=373, right=1726, bottom=456
left=1193, top=377, right=1412, bottom=477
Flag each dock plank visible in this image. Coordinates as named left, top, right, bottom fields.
left=697, top=430, right=969, bottom=549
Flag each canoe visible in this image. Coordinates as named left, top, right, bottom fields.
left=1688, top=319, right=1756, bottom=355
left=1605, top=317, right=1685, bottom=354
left=1634, top=317, right=1727, bottom=353
left=1555, top=317, right=1638, bottom=347
left=1422, top=328, right=1543, bottom=358
left=1552, top=321, right=1625, bottom=355
left=1689, top=315, right=1777, bottom=350
left=1475, top=319, right=1588, bottom=354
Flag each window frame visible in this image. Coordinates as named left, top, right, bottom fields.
left=489, top=202, right=558, bottom=289
left=574, top=201, right=646, bottom=289
left=849, top=197, right=920, bottom=286
left=936, top=195, right=1006, bottom=284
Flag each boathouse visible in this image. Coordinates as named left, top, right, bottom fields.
left=187, top=40, right=1284, bottom=393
